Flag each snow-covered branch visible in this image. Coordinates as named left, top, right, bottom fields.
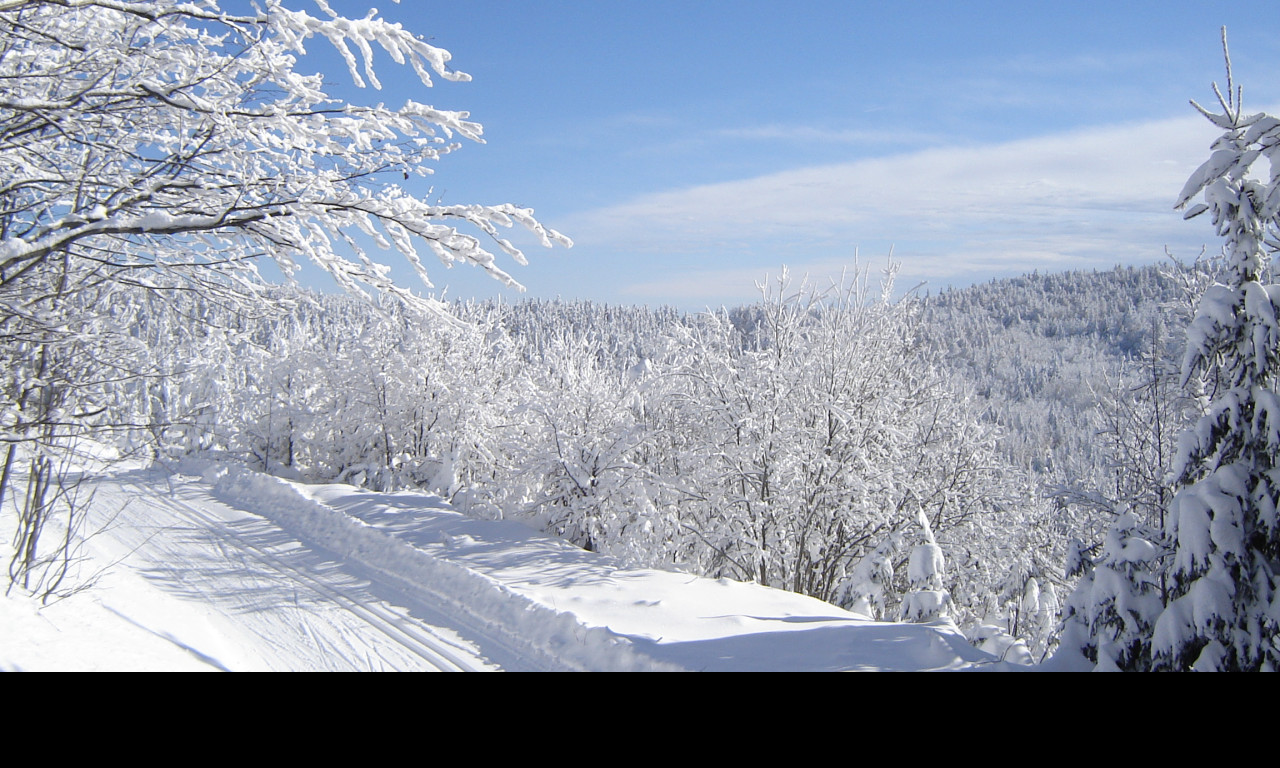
left=0, top=0, right=569, bottom=309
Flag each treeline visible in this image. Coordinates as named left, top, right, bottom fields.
left=9, top=260, right=1212, bottom=657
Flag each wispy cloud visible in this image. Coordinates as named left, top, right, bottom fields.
left=560, top=113, right=1221, bottom=305
left=714, top=124, right=945, bottom=146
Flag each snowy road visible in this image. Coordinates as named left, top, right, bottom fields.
left=84, top=471, right=523, bottom=671
left=3, top=461, right=1004, bottom=671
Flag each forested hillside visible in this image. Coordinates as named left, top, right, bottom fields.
left=924, top=264, right=1214, bottom=606
left=926, top=264, right=1209, bottom=500
left=9, top=259, right=1224, bottom=661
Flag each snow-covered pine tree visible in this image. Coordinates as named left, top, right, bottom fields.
left=1151, top=30, right=1280, bottom=671
left=1060, top=510, right=1165, bottom=670
left=900, top=510, right=955, bottom=623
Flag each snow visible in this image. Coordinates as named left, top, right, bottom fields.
left=908, top=542, right=945, bottom=586
left=0, top=461, right=1006, bottom=672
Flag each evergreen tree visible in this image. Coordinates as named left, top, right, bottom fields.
left=1151, top=31, right=1280, bottom=671
left=900, top=511, right=955, bottom=623
left=1061, top=510, right=1165, bottom=670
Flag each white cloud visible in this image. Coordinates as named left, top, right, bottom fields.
left=560, top=113, right=1221, bottom=303
left=714, top=124, right=944, bottom=146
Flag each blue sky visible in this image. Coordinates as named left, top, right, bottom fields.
left=306, top=1, right=1280, bottom=308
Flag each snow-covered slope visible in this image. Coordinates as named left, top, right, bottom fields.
left=1, top=462, right=1003, bottom=671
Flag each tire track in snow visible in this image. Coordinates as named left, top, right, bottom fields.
left=206, top=465, right=678, bottom=671
left=128, top=464, right=681, bottom=671
left=115, top=476, right=494, bottom=672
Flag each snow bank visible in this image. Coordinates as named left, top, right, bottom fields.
left=205, top=462, right=682, bottom=672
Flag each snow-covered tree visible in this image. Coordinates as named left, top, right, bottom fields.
left=0, top=0, right=569, bottom=450
left=650, top=267, right=1019, bottom=621
left=899, top=510, right=954, bottom=623
left=1151, top=32, right=1280, bottom=671
left=0, top=0, right=567, bottom=595
left=1061, top=510, right=1165, bottom=670
left=0, top=1, right=568, bottom=304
